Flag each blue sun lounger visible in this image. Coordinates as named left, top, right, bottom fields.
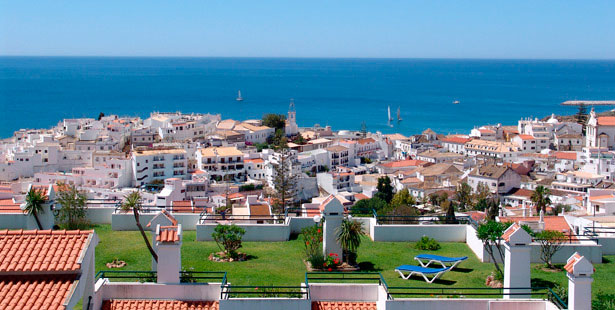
left=394, top=265, right=452, bottom=283
left=414, top=254, right=468, bottom=269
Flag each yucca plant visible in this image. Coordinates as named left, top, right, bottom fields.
left=336, top=219, right=364, bottom=265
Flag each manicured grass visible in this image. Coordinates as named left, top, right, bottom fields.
left=93, top=225, right=614, bottom=299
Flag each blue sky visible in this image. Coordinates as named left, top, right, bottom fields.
left=1, top=1, right=614, bottom=59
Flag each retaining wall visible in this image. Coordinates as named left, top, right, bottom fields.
left=197, top=223, right=290, bottom=241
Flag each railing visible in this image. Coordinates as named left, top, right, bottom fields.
left=95, top=270, right=157, bottom=283
left=221, top=284, right=308, bottom=299
left=583, top=226, right=615, bottom=236
left=114, top=205, right=163, bottom=214
left=375, top=215, right=474, bottom=225
left=180, top=271, right=227, bottom=284
left=199, top=214, right=286, bottom=224
left=385, top=286, right=567, bottom=309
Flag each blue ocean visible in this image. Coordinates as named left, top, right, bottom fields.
left=1, top=57, right=615, bottom=138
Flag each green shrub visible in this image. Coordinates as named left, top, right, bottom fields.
left=301, top=224, right=323, bottom=258
left=593, top=293, right=615, bottom=310
left=212, top=224, right=246, bottom=258
left=415, top=236, right=441, bottom=251
left=307, top=253, right=326, bottom=269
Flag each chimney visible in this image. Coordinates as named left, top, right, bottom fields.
left=156, top=224, right=182, bottom=284
left=566, top=252, right=594, bottom=310
left=502, top=223, right=532, bottom=299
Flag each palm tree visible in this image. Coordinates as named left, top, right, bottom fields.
left=24, top=188, right=46, bottom=230
left=121, top=191, right=158, bottom=262
left=336, top=219, right=364, bottom=265
left=531, top=185, right=552, bottom=215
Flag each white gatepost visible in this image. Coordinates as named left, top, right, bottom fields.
left=147, top=210, right=178, bottom=270
left=156, top=224, right=182, bottom=284
left=502, top=223, right=532, bottom=299
left=565, top=252, right=594, bottom=310
left=322, top=196, right=344, bottom=258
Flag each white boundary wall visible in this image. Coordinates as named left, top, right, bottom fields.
left=92, top=280, right=222, bottom=310
left=86, top=207, right=114, bottom=224
left=371, top=224, right=466, bottom=242
left=309, top=283, right=379, bottom=301
left=111, top=212, right=200, bottom=231
left=385, top=299, right=557, bottom=310
left=219, top=298, right=310, bottom=310
left=197, top=223, right=290, bottom=241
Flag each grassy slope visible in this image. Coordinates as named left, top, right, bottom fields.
left=94, top=225, right=613, bottom=298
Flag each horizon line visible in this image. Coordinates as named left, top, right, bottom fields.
left=1, top=55, right=615, bottom=61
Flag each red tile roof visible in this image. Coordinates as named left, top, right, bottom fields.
left=357, top=138, right=376, bottom=145
left=564, top=253, right=582, bottom=274
left=442, top=136, right=472, bottom=144
left=501, top=223, right=521, bottom=242
left=156, top=226, right=180, bottom=243
left=244, top=158, right=265, bottom=164
left=597, top=116, right=615, bottom=126
left=554, top=152, right=577, bottom=160
left=381, top=159, right=429, bottom=168
left=517, top=134, right=535, bottom=140
left=312, top=302, right=377, bottom=310
left=146, top=209, right=178, bottom=227
left=0, top=275, right=76, bottom=310
left=102, top=300, right=219, bottom=310
left=172, top=200, right=192, bottom=207
left=500, top=216, right=572, bottom=234
left=0, top=230, right=92, bottom=272
left=0, top=199, right=22, bottom=214
left=354, top=193, right=369, bottom=201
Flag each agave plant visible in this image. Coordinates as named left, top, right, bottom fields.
left=336, top=219, right=364, bottom=265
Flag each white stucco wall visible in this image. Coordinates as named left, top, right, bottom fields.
left=86, top=207, right=115, bottom=224
left=370, top=225, right=467, bottom=242
left=309, top=283, right=379, bottom=301
left=196, top=223, right=290, bottom=241
left=219, top=298, right=310, bottom=310
left=597, top=237, right=615, bottom=255
left=111, top=212, right=200, bottom=231
left=385, top=299, right=553, bottom=310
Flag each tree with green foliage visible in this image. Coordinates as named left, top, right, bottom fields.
left=262, top=113, right=286, bottom=131
left=121, top=191, right=158, bottom=262
left=97, top=112, right=105, bottom=121
left=24, top=188, right=46, bottom=230
left=212, top=224, right=246, bottom=259
left=455, top=182, right=472, bottom=210
left=444, top=201, right=458, bottom=224
left=476, top=221, right=509, bottom=278
left=535, top=230, right=566, bottom=268
left=55, top=183, right=88, bottom=229
left=383, top=204, right=419, bottom=224
left=485, top=198, right=501, bottom=221
left=336, top=219, right=364, bottom=265
left=531, top=185, right=551, bottom=215
left=269, top=129, right=288, bottom=150
left=575, top=103, right=587, bottom=125
left=375, top=176, right=394, bottom=203
left=351, top=197, right=388, bottom=215
left=390, top=188, right=416, bottom=208
left=293, top=134, right=306, bottom=145
left=473, top=182, right=491, bottom=209
left=428, top=193, right=439, bottom=206
left=271, top=150, right=297, bottom=213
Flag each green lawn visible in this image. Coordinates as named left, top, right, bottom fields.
left=93, top=225, right=614, bottom=299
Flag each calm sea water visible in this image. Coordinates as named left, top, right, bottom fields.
left=1, top=57, right=615, bottom=138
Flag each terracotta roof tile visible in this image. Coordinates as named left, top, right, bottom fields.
left=0, top=230, right=92, bottom=273
left=156, top=226, right=180, bottom=243
left=597, top=116, right=615, bottom=126
left=0, top=199, right=23, bottom=214
left=500, top=216, right=572, bottom=234
left=0, top=275, right=76, bottom=310
left=564, top=253, right=582, bottom=274
left=381, top=160, right=430, bottom=168
left=103, top=300, right=219, bottom=310
left=501, top=223, right=520, bottom=242
left=312, top=301, right=377, bottom=310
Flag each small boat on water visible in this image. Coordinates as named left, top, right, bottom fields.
left=453, top=100, right=460, bottom=105
left=397, top=106, right=402, bottom=122
left=387, top=106, right=394, bottom=122
left=236, top=90, right=243, bottom=101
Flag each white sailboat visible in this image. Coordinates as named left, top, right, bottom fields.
left=397, top=106, right=402, bottom=122
left=453, top=100, right=460, bottom=104
left=236, top=90, right=243, bottom=101
left=388, top=106, right=394, bottom=122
